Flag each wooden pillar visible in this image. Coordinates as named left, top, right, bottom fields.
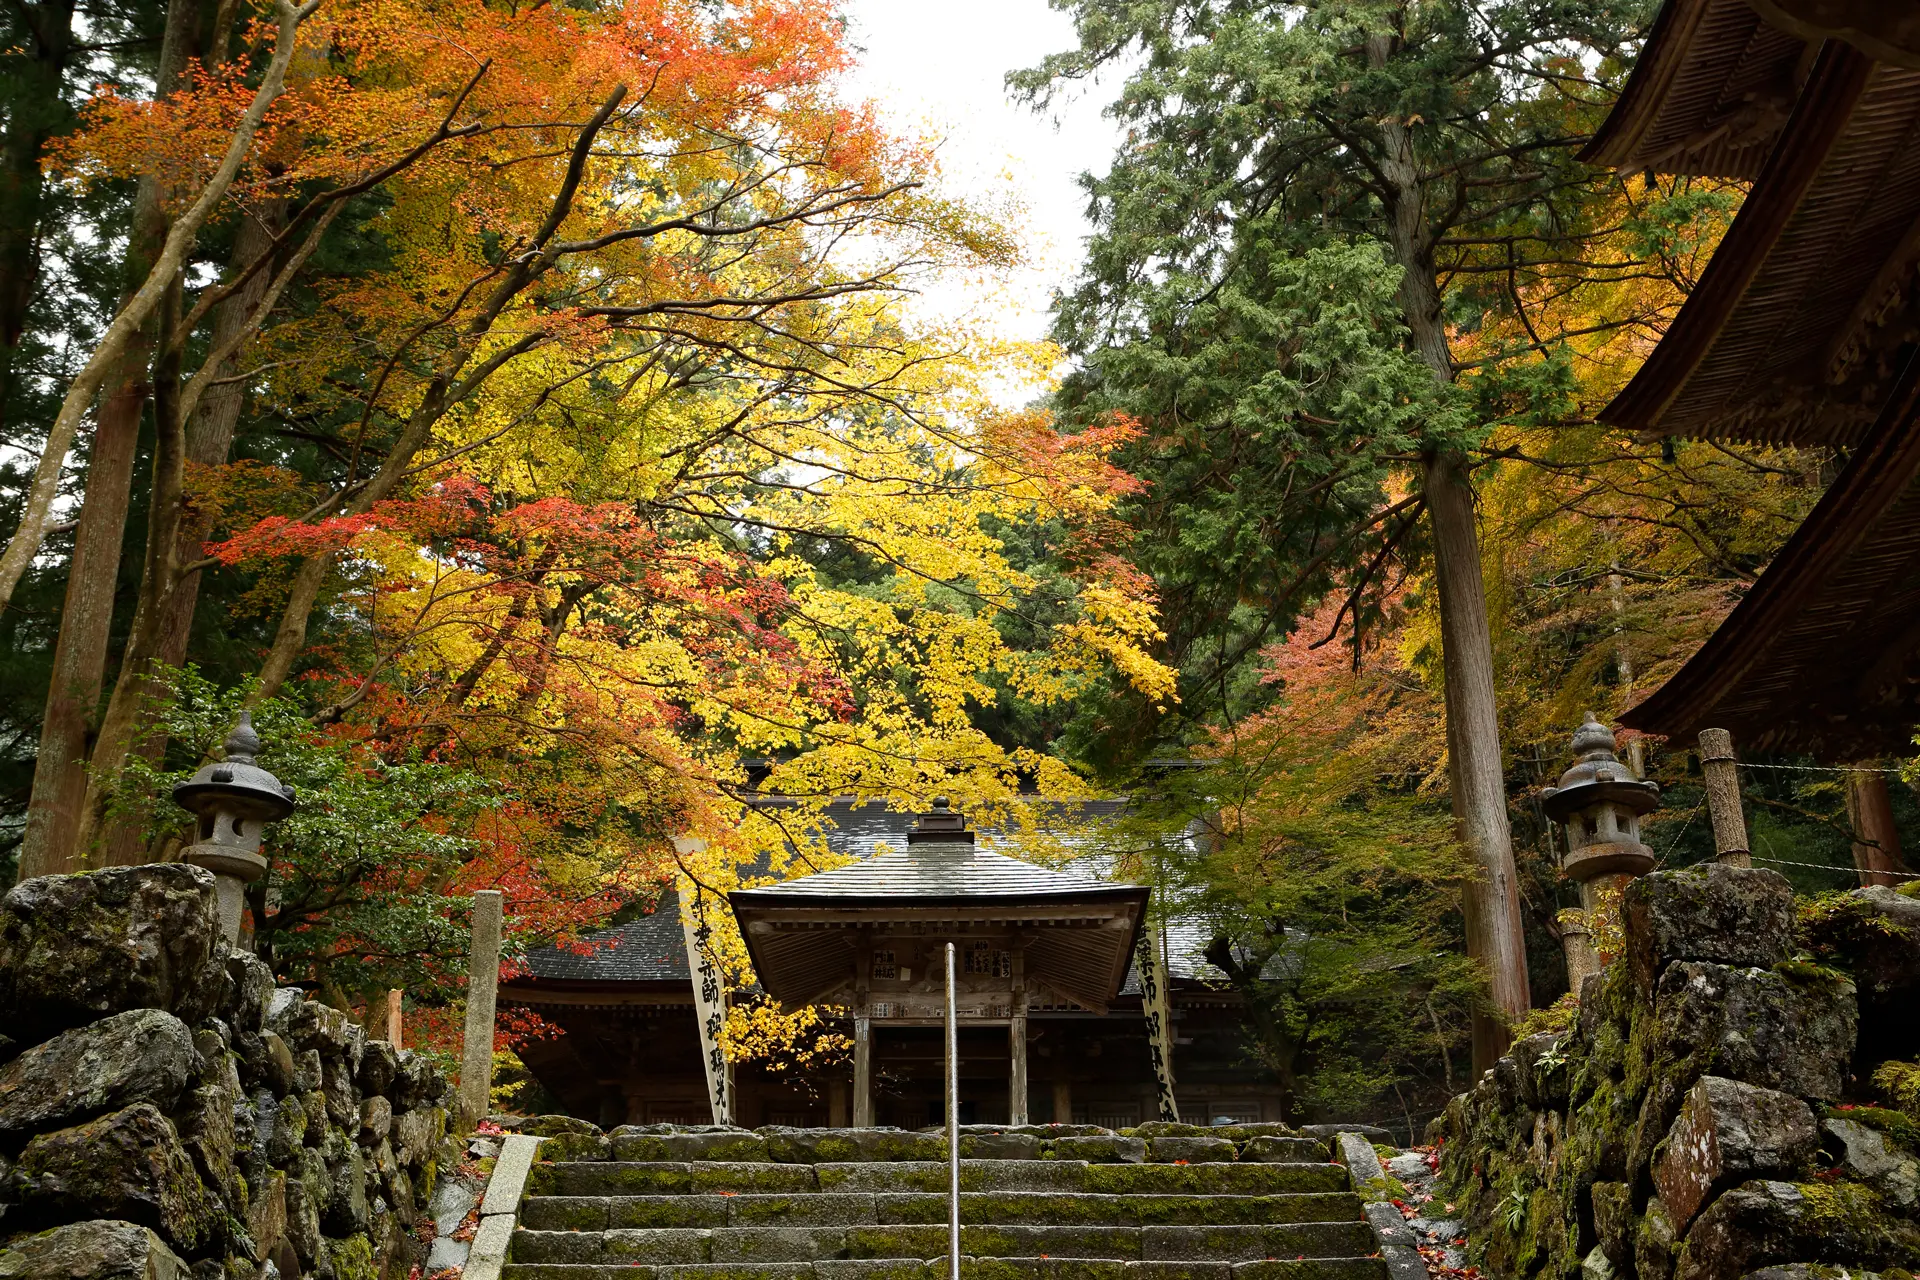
left=829, top=1079, right=850, bottom=1127
left=1051, top=1079, right=1072, bottom=1126
left=1698, top=729, right=1752, bottom=867
left=854, top=928, right=874, bottom=1127
left=853, top=1018, right=874, bottom=1126
left=384, top=989, right=403, bottom=1047
left=1848, top=769, right=1909, bottom=888
left=1009, top=946, right=1028, bottom=1124
left=458, top=889, right=505, bottom=1125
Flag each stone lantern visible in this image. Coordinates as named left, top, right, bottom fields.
left=1540, top=713, right=1659, bottom=991
left=173, top=712, right=294, bottom=945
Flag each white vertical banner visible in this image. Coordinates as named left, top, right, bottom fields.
left=1136, top=923, right=1179, bottom=1122
left=674, top=837, right=732, bottom=1127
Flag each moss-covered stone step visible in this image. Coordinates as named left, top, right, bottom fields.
left=531, top=1160, right=1347, bottom=1199
left=551, top=1127, right=1330, bottom=1167
left=531, top=1161, right=827, bottom=1196
left=511, top=1222, right=1375, bottom=1267
left=867, top=1193, right=1363, bottom=1228
left=815, top=1162, right=1347, bottom=1196
left=1233, top=1139, right=1326, bottom=1164
left=499, top=1256, right=1388, bottom=1280
left=523, top=1193, right=875, bottom=1231
left=521, top=1191, right=1362, bottom=1233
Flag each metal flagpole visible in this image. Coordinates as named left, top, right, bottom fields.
left=946, top=940, right=959, bottom=1280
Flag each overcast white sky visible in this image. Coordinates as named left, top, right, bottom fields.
left=835, top=0, right=1123, bottom=343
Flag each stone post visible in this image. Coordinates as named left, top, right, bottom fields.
left=384, top=989, right=403, bottom=1047
left=1557, top=910, right=1602, bottom=994
left=1698, top=728, right=1752, bottom=867
left=459, top=888, right=504, bottom=1125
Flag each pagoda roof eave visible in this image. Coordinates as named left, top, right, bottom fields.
left=1599, top=40, right=1902, bottom=447
left=731, top=884, right=1150, bottom=1017
left=726, top=885, right=1149, bottom=912
left=1620, top=354, right=1920, bottom=757
left=1581, top=0, right=1808, bottom=178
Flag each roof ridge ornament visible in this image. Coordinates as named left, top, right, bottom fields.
left=909, top=795, right=974, bottom=845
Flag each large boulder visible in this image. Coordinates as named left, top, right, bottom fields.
left=1629, top=962, right=1853, bottom=1182
left=390, top=1049, right=445, bottom=1112
left=356, top=1039, right=398, bottom=1097
left=1638, top=1195, right=1681, bottom=1280
left=0, top=1009, right=196, bottom=1139
left=0, top=865, right=227, bottom=1041
left=1591, top=1181, right=1633, bottom=1269
left=0, top=1219, right=188, bottom=1280
left=223, top=952, right=273, bottom=1051
left=175, top=1081, right=239, bottom=1205
left=247, top=1169, right=288, bottom=1263
left=1802, top=888, right=1920, bottom=1059
left=9, top=1103, right=220, bottom=1254
left=1675, top=1180, right=1920, bottom=1280
left=358, top=1095, right=392, bottom=1146
left=394, top=1105, right=444, bottom=1170
left=258, top=1032, right=296, bottom=1098
left=284, top=1170, right=324, bottom=1266
left=1649, top=961, right=1855, bottom=1102
left=1653, top=1076, right=1818, bottom=1232
left=1624, top=866, right=1796, bottom=994
left=324, top=1144, right=370, bottom=1235
left=1823, top=1119, right=1920, bottom=1210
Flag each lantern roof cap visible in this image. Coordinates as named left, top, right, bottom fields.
left=1541, top=713, right=1660, bottom=820
left=172, top=712, right=296, bottom=819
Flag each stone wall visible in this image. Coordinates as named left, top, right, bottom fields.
left=1436, top=864, right=1920, bottom=1280
left=0, top=864, right=452, bottom=1279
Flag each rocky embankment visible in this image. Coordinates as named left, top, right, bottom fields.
left=0, top=863, right=452, bottom=1279
left=1437, top=865, right=1920, bottom=1280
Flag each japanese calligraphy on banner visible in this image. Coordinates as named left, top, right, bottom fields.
left=1136, top=923, right=1179, bottom=1122
left=674, top=838, right=732, bottom=1127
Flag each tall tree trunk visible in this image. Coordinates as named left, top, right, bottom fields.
left=85, top=204, right=283, bottom=870
left=72, top=272, right=190, bottom=869
left=0, top=0, right=78, bottom=422
left=1369, top=27, right=1531, bottom=1072
left=74, top=199, right=337, bottom=866
left=16, top=0, right=201, bottom=882
left=17, top=339, right=151, bottom=879
left=1424, top=452, right=1532, bottom=1070
left=153, top=206, right=280, bottom=671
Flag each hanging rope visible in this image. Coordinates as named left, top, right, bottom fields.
left=1736, top=761, right=1906, bottom=775
left=1751, top=854, right=1920, bottom=880
left=1655, top=795, right=1706, bottom=866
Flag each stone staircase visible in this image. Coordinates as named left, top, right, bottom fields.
left=502, top=1123, right=1386, bottom=1280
